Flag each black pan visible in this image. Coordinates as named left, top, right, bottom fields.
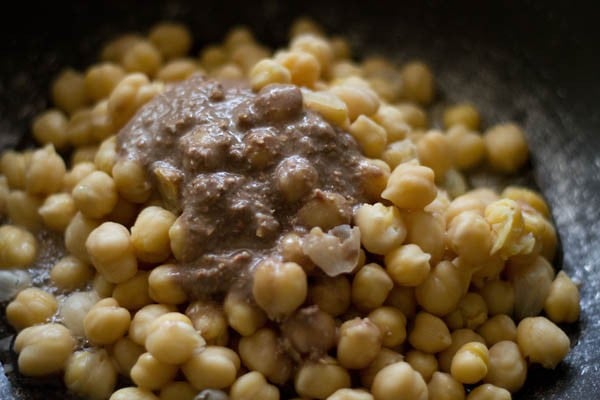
left=1, top=1, right=599, bottom=399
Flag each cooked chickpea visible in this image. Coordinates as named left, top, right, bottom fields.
left=371, top=361, right=428, bottom=400
left=110, top=387, right=159, bottom=400
left=64, top=212, right=99, bottom=263
left=0, top=151, right=26, bottom=189
left=110, top=336, right=145, bottom=377
left=6, top=287, right=57, bottom=330
left=149, top=22, right=192, bottom=60
left=145, top=312, right=205, bottom=365
left=359, top=348, right=404, bottom=388
left=447, top=125, right=485, bottom=170
left=85, top=63, right=126, bottom=101
left=544, top=271, right=580, bottom=323
left=467, top=384, right=511, bottom=400
left=447, top=211, right=493, bottom=266
left=373, top=104, right=411, bottom=142
left=86, top=222, right=137, bottom=283
left=51, top=255, right=92, bottom=291
left=62, top=161, right=95, bottom=192
left=438, top=329, right=486, bottom=373
left=368, top=307, right=407, bottom=348
left=408, top=312, right=451, bottom=353
left=112, top=270, right=152, bottom=310
left=349, top=115, right=387, bottom=158
left=6, top=190, right=43, bottom=231
left=157, top=58, right=199, bottom=82
left=148, top=264, right=187, bottom=304
left=228, top=43, right=267, bottom=72
left=330, top=81, right=380, bottom=121
left=122, top=40, right=162, bottom=76
left=506, top=255, right=554, bottom=320
left=38, top=193, right=75, bottom=232
left=57, top=291, right=98, bottom=337
left=185, top=300, right=228, bottom=345
left=309, top=274, right=351, bottom=316
left=406, top=350, right=438, bottom=382
left=112, top=158, right=152, bottom=203
left=182, top=346, right=241, bottom=390
left=239, top=327, right=293, bottom=384
left=337, top=317, right=382, bottom=369
left=352, top=263, right=394, bottom=311
left=381, top=163, right=436, bottom=209
left=250, top=59, right=292, bottom=90
left=94, top=136, right=117, bottom=174
left=450, top=342, right=489, bottom=384
left=404, top=209, right=446, bottom=264
left=301, top=89, right=349, bottom=127
left=385, top=244, right=431, bottom=286
left=297, top=190, right=351, bottom=230
left=400, top=61, right=434, bottom=105
left=108, top=73, right=163, bottom=129
left=501, top=186, right=550, bottom=219
left=0, top=176, right=7, bottom=213
left=72, top=170, right=118, bottom=218
left=381, top=139, right=418, bottom=169
left=130, top=206, right=176, bottom=262
left=484, top=341, right=527, bottom=393
left=385, top=285, right=417, bottom=319
left=101, top=33, right=144, bottom=62
left=277, top=50, right=321, bottom=87
left=159, top=381, right=197, bottom=400
left=415, top=260, right=469, bottom=316
left=64, top=349, right=117, bottom=400
left=52, top=69, right=88, bottom=114
left=93, top=272, right=115, bottom=298
left=416, top=131, right=452, bottom=179
left=230, top=371, right=280, bottom=400
left=516, top=316, right=570, bottom=369
left=445, top=293, right=488, bottom=330
left=477, top=315, right=517, bottom=346
left=224, top=289, right=267, bottom=336
left=295, top=357, right=351, bottom=399
left=66, top=108, right=94, bottom=147
left=0, top=225, right=37, bottom=268
left=354, top=202, right=406, bottom=255
left=131, top=352, right=178, bottom=391
left=427, top=372, right=465, bottom=400
left=484, top=123, right=529, bottom=173
left=32, top=109, right=69, bottom=149
left=252, top=259, right=307, bottom=319
left=443, top=103, right=480, bottom=130
left=83, top=297, right=131, bottom=345
left=360, top=158, right=391, bottom=202
left=479, top=280, right=514, bottom=316
left=14, top=323, right=75, bottom=376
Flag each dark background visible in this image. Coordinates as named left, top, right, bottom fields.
left=1, top=1, right=599, bottom=399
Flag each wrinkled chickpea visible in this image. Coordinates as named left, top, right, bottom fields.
left=371, top=361, right=428, bottom=400
left=14, top=323, right=75, bottom=376
left=0, top=225, right=37, bottom=268
left=6, top=287, right=57, bottom=330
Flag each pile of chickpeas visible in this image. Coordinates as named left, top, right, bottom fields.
left=0, top=17, right=581, bottom=400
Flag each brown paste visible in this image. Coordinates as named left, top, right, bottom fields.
left=117, top=74, right=379, bottom=298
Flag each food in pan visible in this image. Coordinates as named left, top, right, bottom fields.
left=0, top=18, right=580, bottom=400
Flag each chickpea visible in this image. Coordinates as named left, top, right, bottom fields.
left=32, top=109, right=69, bottom=149
left=14, top=323, right=75, bottom=376
left=72, top=170, right=118, bottom=218
left=381, top=163, right=436, bottom=209
left=277, top=50, right=321, bottom=87
left=451, top=342, right=489, bottom=385
left=400, top=61, right=434, bottom=105
left=373, top=104, right=411, bottom=142
left=6, top=190, right=43, bottom=231
left=122, top=40, right=162, bottom=77
left=86, top=222, right=137, bottom=284
left=52, top=69, right=88, bottom=114
left=337, top=317, right=382, bottom=369
left=112, top=270, right=152, bottom=311
left=352, top=263, right=394, bottom=311
left=185, top=300, right=228, bottom=345
left=131, top=352, right=178, bottom=391
left=301, top=89, right=349, bottom=127
left=224, top=289, right=267, bottom=336
left=65, top=212, right=100, bottom=263
left=478, top=280, right=514, bottom=316
left=62, top=161, right=96, bottom=192
left=93, top=273, right=116, bottom=298
left=516, top=316, right=570, bottom=369
left=371, top=361, right=428, bottom=400
left=281, top=306, right=337, bottom=355
left=291, top=34, right=333, bottom=73
left=1, top=151, right=26, bottom=189
left=50, top=255, right=93, bottom=291
left=406, top=350, right=438, bottom=382
left=415, top=260, right=469, bottom=316
left=110, top=387, right=159, bottom=400
left=484, top=341, right=527, bottom=393
left=477, top=315, right=517, bottom=346
left=149, top=22, right=192, bottom=60
left=447, top=125, right=485, bottom=170
left=445, top=293, right=488, bottom=331
left=466, top=384, right=511, bottom=400
left=148, top=264, right=187, bottom=305
left=443, top=103, right=480, bottom=130
left=385, top=244, right=431, bottom=287
left=110, top=336, right=145, bottom=377
left=182, top=346, right=241, bottom=391
left=145, top=312, right=205, bottom=365
left=0, top=225, right=37, bottom=268
left=360, top=158, right=391, bottom=202
left=38, top=193, right=76, bottom=232
left=427, top=372, right=465, bottom=400
left=368, top=307, right=407, bottom=348
left=544, top=271, right=580, bottom=323
left=83, top=298, right=131, bottom=345
left=0, top=176, right=7, bottom=213
left=230, top=371, right=280, bottom=400
left=159, top=381, right=197, bottom=400
left=295, top=357, right=351, bottom=399
left=309, top=274, right=351, bottom=316
left=381, top=139, right=418, bottom=169
left=359, top=348, right=404, bottom=388
left=252, top=259, right=307, bottom=319
left=130, top=206, right=176, bottom=262
left=90, top=100, right=116, bottom=142
left=250, top=59, right=292, bottom=91
left=212, top=63, right=244, bottom=80
left=408, top=312, right=451, bottom=353
left=239, top=328, right=293, bottom=384
left=106, top=196, right=139, bottom=227
left=59, top=291, right=99, bottom=337
left=501, top=186, right=550, bottom=219
left=112, top=158, right=152, bottom=203
left=85, top=63, right=126, bottom=101
left=416, top=131, right=452, bottom=179
left=438, top=329, right=486, bottom=373
left=108, top=74, right=163, bottom=129
left=447, top=211, right=493, bottom=266
left=298, top=190, right=351, bottom=230
left=483, top=123, right=529, bottom=173
left=349, top=115, right=387, bottom=158
left=101, top=33, right=144, bottom=62
left=506, top=255, right=554, bottom=320
left=330, top=82, right=380, bottom=121
left=64, top=349, right=117, bottom=400
left=66, top=108, right=94, bottom=147
left=6, top=287, right=57, bottom=330
left=94, top=136, right=117, bottom=174
left=157, top=58, right=199, bottom=82
left=354, top=203, right=406, bottom=255
left=385, top=286, right=417, bottom=319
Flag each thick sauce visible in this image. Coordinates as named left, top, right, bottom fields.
left=117, top=75, right=378, bottom=297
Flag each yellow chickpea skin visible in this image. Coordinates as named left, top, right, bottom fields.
left=131, top=352, right=178, bottom=391
left=400, top=61, right=434, bottom=105
left=385, top=285, right=417, bottom=319
left=352, top=263, right=394, bottom=311
left=484, top=341, right=527, bottom=393
left=149, top=22, right=193, bottom=60
left=62, top=161, right=95, bottom=192
left=14, top=323, right=75, bottom=376
left=1, top=151, right=27, bottom=190
left=148, top=263, right=188, bottom=305
left=39, top=193, right=77, bottom=232
left=330, top=82, right=380, bottom=121
left=65, top=212, right=100, bottom=263
left=406, top=350, right=438, bottom=382
left=385, top=244, right=431, bottom=286
left=427, top=372, right=465, bottom=400
left=438, top=329, right=486, bottom=373
left=337, top=317, right=382, bottom=369
left=466, top=384, right=511, bottom=400
left=501, top=186, right=550, bottom=219
left=516, top=316, right=570, bottom=369
left=85, top=62, right=126, bottom=101
left=373, top=104, right=412, bottom=142
left=349, top=115, right=388, bottom=158
left=447, top=211, right=493, bottom=266
left=252, top=259, right=307, bottom=319
left=483, top=123, right=529, bottom=173
left=354, top=202, right=407, bottom=255
left=381, top=162, right=437, bottom=209
left=110, top=336, right=145, bottom=378
left=52, top=69, right=88, bottom=114
left=58, top=291, right=99, bottom=337
left=131, top=205, right=176, bottom=263
left=145, top=312, right=205, bottom=365
left=110, top=387, right=159, bottom=400
left=408, top=312, right=452, bottom=353
left=295, top=357, right=351, bottom=400
left=159, top=381, right=197, bottom=400
left=371, top=361, right=428, bottom=400
left=83, top=297, right=131, bottom=345
left=112, top=158, right=152, bottom=203
left=224, top=289, right=267, bottom=336
left=301, top=89, right=349, bottom=127
left=50, top=256, right=93, bottom=291
left=72, top=170, right=118, bottom=218
left=230, top=371, right=280, bottom=400
left=182, top=346, right=241, bottom=391
left=544, top=271, right=580, bottom=323
left=86, top=222, right=138, bottom=283
left=450, top=342, right=490, bottom=384
left=476, top=315, right=517, bottom=346
left=0, top=225, right=37, bottom=268
left=6, top=287, right=57, bottom=330
left=239, top=327, right=294, bottom=384
left=277, top=50, right=321, bottom=88
left=64, top=348, right=117, bottom=400
left=417, top=130, right=452, bottom=180
left=66, top=109, right=94, bottom=147
left=32, top=109, right=69, bottom=150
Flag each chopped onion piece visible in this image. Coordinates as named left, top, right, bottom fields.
left=302, top=224, right=361, bottom=276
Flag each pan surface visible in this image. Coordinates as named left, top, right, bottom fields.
left=1, top=1, right=599, bottom=399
